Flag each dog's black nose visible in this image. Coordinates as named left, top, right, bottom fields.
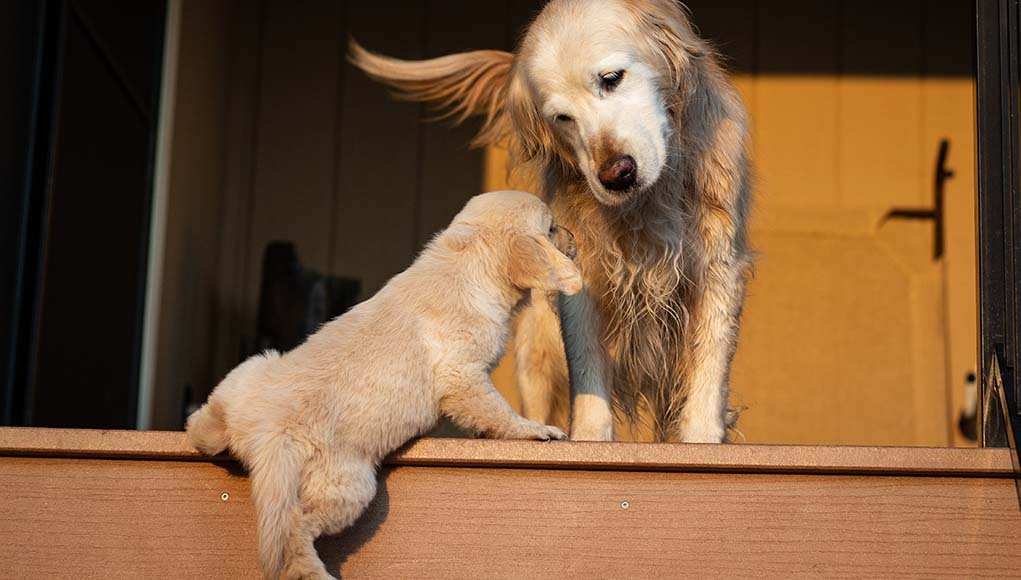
left=598, top=155, right=637, bottom=191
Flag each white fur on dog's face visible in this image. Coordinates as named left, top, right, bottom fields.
left=523, top=2, right=673, bottom=206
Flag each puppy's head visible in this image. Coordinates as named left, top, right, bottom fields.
left=508, top=0, right=706, bottom=206
left=450, top=191, right=583, bottom=295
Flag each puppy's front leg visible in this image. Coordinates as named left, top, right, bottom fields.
left=559, top=290, right=614, bottom=441
left=439, top=365, right=567, bottom=441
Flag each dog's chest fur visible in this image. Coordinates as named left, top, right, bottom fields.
left=552, top=187, right=697, bottom=416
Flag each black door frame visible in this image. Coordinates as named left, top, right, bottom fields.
left=1, top=0, right=166, bottom=427
left=976, top=0, right=1021, bottom=450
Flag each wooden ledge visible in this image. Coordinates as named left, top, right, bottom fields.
left=0, top=426, right=1015, bottom=478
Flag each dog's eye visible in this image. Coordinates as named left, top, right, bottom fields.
left=600, top=70, right=625, bottom=91
left=553, top=113, right=574, bottom=123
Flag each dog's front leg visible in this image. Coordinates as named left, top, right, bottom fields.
left=439, top=365, right=567, bottom=441
left=677, top=257, right=748, bottom=444
left=559, top=290, right=614, bottom=441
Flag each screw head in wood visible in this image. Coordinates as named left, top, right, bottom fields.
left=220, top=492, right=230, bottom=502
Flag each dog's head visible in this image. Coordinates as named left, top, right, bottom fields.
left=509, top=0, right=707, bottom=205
left=349, top=0, right=710, bottom=207
left=448, top=191, right=583, bottom=295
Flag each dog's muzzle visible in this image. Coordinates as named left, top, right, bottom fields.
left=551, top=225, right=578, bottom=260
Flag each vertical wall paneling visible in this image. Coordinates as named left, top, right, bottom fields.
left=246, top=0, right=343, bottom=312
left=332, top=2, right=426, bottom=298
left=150, top=0, right=233, bottom=428
left=753, top=0, right=840, bottom=209
left=922, top=0, right=978, bottom=446
left=838, top=0, right=924, bottom=209
left=416, top=1, right=511, bottom=249
left=210, top=0, right=264, bottom=395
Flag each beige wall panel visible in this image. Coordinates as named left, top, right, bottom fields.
left=753, top=76, right=839, bottom=208
left=731, top=225, right=941, bottom=446
left=875, top=220, right=950, bottom=445
left=152, top=0, right=233, bottom=428
left=838, top=78, right=924, bottom=208
left=333, top=2, right=425, bottom=297
left=246, top=0, right=343, bottom=310
left=416, top=1, right=510, bottom=247
left=924, top=80, right=977, bottom=447
left=752, top=1, right=839, bottom=209
left=211, top=0, right=262, bottom=387
left=730, top=74, right=753, bottom=116
left=837, top=0, right=924, bottom=209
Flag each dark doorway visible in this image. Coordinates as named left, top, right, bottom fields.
left=2, top=0, right=166, bottom=428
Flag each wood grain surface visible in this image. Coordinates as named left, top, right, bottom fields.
left=2, top=455, right=1020, bottom=579
left=0, top=427, right=1015, bottom=477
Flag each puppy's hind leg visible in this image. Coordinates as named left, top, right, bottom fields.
left=514, top=291, right=569, bottom=426
left=285, top=456, right=378, bottom=580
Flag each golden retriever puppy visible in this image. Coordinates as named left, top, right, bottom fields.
left=350, top=0, right=752, bottom=443
left=186, top=190, right=580, bottom=580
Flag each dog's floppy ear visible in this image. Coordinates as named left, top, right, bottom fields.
left=349, top=38, right=513, bottom=147
left=505, top=74, right=557, bottom=169
left=638, top=0, right=711, bottom=91
left=508, top=233, right=583, bottom=295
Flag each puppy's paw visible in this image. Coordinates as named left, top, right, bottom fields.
left=515, top=419, right=568, bottom=441
left=557, top=271, right=584, bottom=296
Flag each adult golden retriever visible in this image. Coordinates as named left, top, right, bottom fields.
left=351, top=0, right=751, bottom=443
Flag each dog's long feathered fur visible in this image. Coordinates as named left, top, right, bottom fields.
left=350, top=0, right=752, bottom=442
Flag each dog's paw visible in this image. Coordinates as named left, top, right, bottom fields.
left=680, top=424, right=726, bottom=444
left=569, top=423, right=614, bottom=441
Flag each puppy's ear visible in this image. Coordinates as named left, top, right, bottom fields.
left=440, top=222, right=475, bottom=251
left=509, top=233, right=583, bottom=295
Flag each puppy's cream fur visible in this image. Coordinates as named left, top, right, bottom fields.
left=187, top=191, right=580, bottom=580
left=350, top=0, right=753, bottom=443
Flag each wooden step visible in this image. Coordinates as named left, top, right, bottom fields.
left=1, top=427, right=1019, bottom=579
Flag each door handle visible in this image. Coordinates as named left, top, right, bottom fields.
left=884, top=139, right=954, bottom=260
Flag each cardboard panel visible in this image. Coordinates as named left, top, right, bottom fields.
left=753, top=1, right=840, bottom=208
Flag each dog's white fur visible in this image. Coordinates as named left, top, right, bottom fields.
left=350, top=0, right=752, bottom=443
left=187, top=191, right=580, bottom=580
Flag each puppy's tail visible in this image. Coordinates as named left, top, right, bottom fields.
left=348, top=38, right=513, bottom=147
left=250, top=434, right=305, bottom=580
left=185, top=398, right=228, bottom=456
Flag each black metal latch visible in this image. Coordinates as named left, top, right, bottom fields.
left=884, top=139, right=954, bottom=260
